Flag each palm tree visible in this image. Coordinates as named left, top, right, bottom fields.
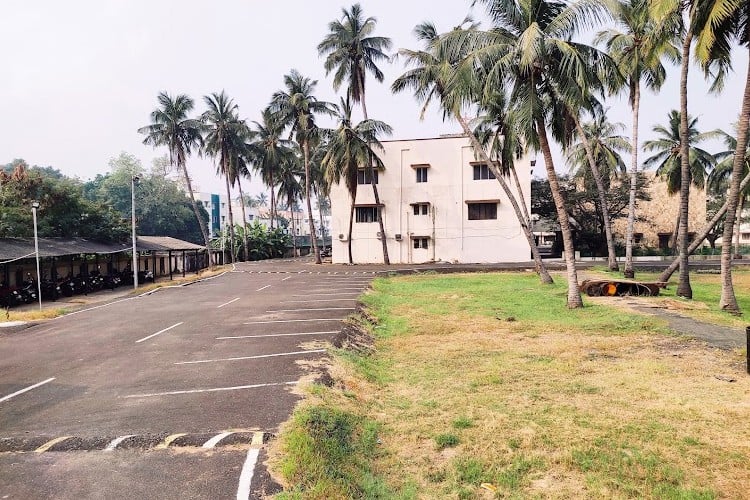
left=247, top=109, right=293, bottom=230
left=710, top=128, right=750, bottom=257
left=322, top=97, right=392, bottom=263
left=319, top=3, right=392, bottom=263
left=256, top=192, right=268, bottom=208
left=566, top=114, right=631, bottom=256
left=643, top=110, right=717, bottom=251
left=442, top=0, right=616, bottom=307
left=138, top=92, right=210, bottom=252
left=226, top=122, right=254, bottom=261
left=392, top=19, right=555, bottom=285
left=693, top=0, right=750, bottom=312
left=276, top=152, right=304, bottom=256
left=202, top=91, right=242, bottom=263
left=318, top=3, right=392, bottom=121
left=269, top=70, right=337, bottom=264
left=597, top=0, right=680, bottom=278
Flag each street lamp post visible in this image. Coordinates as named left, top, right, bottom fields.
left=131, top=175, right=140, bottom=289
left=31, top=201, right=42, bottom=311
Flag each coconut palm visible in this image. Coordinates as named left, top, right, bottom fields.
left=710, top=128, right=750, bottom=257
left=269, top=70, right=337, bottom=264
left=392, top=18, right=554, bottom=285
left=319, top=4, right=393, bottom=263
left=322, top=97, right=392, bottom=263
left=247, top=109, right=293, bottom=230
left=202, top=91, right=242, bottom=263
left=138, top=92, right=210, bottom=251
left=318, top=3, right=392, bottom=121
left=276, top=152, right=304, bottom=256
left=226, top=122, right=253, bottom=261
left=692, top=0, right=750, bottom=312
left=597, top=0, right=680, bottom=278
left=442, top=0, right=617, bottom=307
left=643, top=110, right=717, bottom=251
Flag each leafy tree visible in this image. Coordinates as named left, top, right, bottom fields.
left=137, top=92, right=209, bottom=250
left=276, top=150, right=304, bottom=255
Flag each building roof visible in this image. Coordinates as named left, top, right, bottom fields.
left=0, top=236, right=204, bottom=263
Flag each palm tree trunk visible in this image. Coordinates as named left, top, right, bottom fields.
left=676, top=32, right=693, bottom=299
left=733, top=197, right=743, bottom=256
left=303, top=141, right=321, bottom=264
left=269, top=186, right=275, bottom=230
left=670, top=210, right=680, bottom=252
left=510, top=166, right=531, bottom=224
left=223, top=158, right=236, bottom=264
left=659, top=169, right=750, bottom=282
left=573, top=118, right=618, bottom=271
left=290, top=195, right=298, bottom=257
left=719, top=50, right=750, bottom=313
left=179, top=162, right=211, bottom=253
left=536, top=116, right=582, bottom=307
left=625, top=80, right=641, bottom=279
left=348, top=192, right=356, bottom=264
left=455, top=114, right=553, bottom=284
left=237, top=179, right=250, bottom=261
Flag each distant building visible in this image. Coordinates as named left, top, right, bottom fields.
left=328, top=135, right=533, bottom=264
left=194, top=192, right=229, bottom=238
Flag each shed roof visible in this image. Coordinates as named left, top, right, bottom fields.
left=0, top=236, right=204, bottom=263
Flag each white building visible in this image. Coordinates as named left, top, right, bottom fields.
left=194, top=192, right=229, bottom=238
left=329, top=135, right=533, bottom=264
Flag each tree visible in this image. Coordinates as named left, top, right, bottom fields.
left=137, top=92, right=210, bottom=251
left=710, top=127, right=750, bottom=255
left=598, top=0, right=679, bottom=278
left=692, top=0, right=750, bottom=312
left=392, top=19, right=554, bottom=284
left=322, top=97, right=391, bottom=263
left=202, top=91, right=242, bottom=263
left=269, top=70, right=337, bottom=264
left=566, top=113, right=631, bottom=258
left=276, top=150, right=304, bottom=256
left=319, top=3, right=393, bottom=263
left=643, top=110, right=716, bottom=250
left=443, top=0, right=617, bottom=307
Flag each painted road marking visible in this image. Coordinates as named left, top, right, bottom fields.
left=244, top=318, right=342, bottom=324
left=124, top=381, right=297, bottom=398
left=305, top=287, right=364, bottom=291
left=236, top=449, right=260, bottom=499
left=0, top=377, right=55, bottom=403
left=279, top=298, right=358, bottom=303
left=256, top=285, right=271, bottom=291
left=104, top=435, right=136, bottom=451
left=281, top=276, right=291, bottom=281
left=266, top=307, right=355, bottom=312
left=217, top=331, right=337, bottom=340
left=217, top=297, right=240, bottom=308
left=135, top=322, right=183, bottom=344
left=202, top=432, right=234, bottom=449
left=156, top=433, right=187, bottom=449
left=35, top=436, right=72, bottom=453
left=175, top=349, right=326, bottom=365
left=289, top=292, right=360, bottom=297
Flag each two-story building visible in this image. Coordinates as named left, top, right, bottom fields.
left=329, top=135, right=533, bottom=264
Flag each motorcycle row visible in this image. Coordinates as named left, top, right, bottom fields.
left=0, top=269, right=154, bottom=308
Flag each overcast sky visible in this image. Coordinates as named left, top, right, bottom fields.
left=1, top=1, right=747, bottom=196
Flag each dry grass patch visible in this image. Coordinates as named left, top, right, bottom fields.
left=271, top=272, right=749, bottom=499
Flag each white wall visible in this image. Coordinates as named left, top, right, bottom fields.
left=330, top=135, right=533, bottom=264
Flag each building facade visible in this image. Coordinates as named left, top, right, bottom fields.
left=329, top=135, right=533, bottom=264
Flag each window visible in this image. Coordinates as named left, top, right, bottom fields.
left=468, top=202, right=497, bottom=220
left=413, top=237, right=429, bottom=249
left=472, top=164, right=496, bottom=180
left=412, top=203, right=429, bottom=216
left=633, top=233, right=643, bottom=245
left=416, top=167, right=428, bottom=183
left=357, top=169, right=378, bottom=184
left=355, top=206, right=380, bottom=223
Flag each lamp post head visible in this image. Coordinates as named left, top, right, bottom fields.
left=31, top=201, right=40, bottom=209
left=132, top=174, right=140, bottom=183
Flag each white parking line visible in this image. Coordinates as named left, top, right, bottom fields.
left=175, top=349, right=326, bottom=365
left=244, top=318, right=343, bottom=324
left=135, top=322, right=183, bottom=344
left=202, top=432, right=234, bottom=449
left=281, top=276, right=291, bottom=281
left=123, top=381, right=298, bottom=398
left=256, top=285, right=271, bottom=291
left=0, top=377, right=55, bottom=403
left=217, top=331, right=337, bottom=340
left=236, top=436, right=263, bottom=499
left=279, top=298, right=358, bottom=303
left=104, top=435, right=135, bottom=452
left=266, top=307, right=355, bottom=312
left=217, top=297, right=240, bottom=308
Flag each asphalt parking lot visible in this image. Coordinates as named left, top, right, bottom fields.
left=0, top=258, right=376, bottom=499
